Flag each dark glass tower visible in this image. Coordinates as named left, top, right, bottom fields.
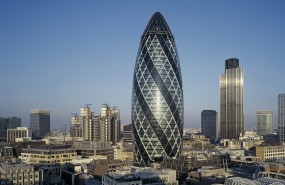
left=220, top=58, right=244, bottom=139
left=132, top=12, right=184, bottom=166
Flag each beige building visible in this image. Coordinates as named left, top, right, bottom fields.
left=256, top=145, right=285, bottom=162
left=7, top=127, right=29, bottom=143
left=20, top=145, right=78, bottom=175
left=0, top=161, right=42, bottom=185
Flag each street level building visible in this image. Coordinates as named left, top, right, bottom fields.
left=220, top=58, right=244, bottom=139
left=132, top=12, right=184, bottom=166
left=30, top=109, right=50, bottom=139
left=201, top=110, right=218, bottom=139
left=0, top=161, right=42, bottom=185
left=256, top=111, right=274, bottom=136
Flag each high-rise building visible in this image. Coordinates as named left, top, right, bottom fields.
left=220, top=58, right=244, bottom=139
left=201, top=110, right=218, bottom=139
left=30, top=109, right=50, bottom=139
left=0, top=117, right=21, bottom=141
left=132, top=12, right=184, bottom=166
left=278, top=93, right=285, bottom=143
left=256, top=111, right=274, bottom=136
left=110, top=108, right=121, bottom=144
left=81, top=106, right=92, bottom=141
left=70, top=114, right=82, bottom=138
left=77, top=105, right=120, bottom=144
left=122, top=124, right=133, bottom=143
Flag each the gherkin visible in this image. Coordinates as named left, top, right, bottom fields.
left=132, top=12, right=184, bottom=166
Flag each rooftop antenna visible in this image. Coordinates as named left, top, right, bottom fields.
left=102, top=103, right=109, bottom=108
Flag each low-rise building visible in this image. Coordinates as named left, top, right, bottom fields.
left=72, top=141, right=114, bottom=159
left=20, top=145, right=78, bottom=176
left=0, top=161, right=43, bottom=185
left=7, top=127, right=30, bottom=143
left=255, top=145, right=285, bottom=162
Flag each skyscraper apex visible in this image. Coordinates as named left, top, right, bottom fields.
left=225, top=58, right=239, bottom=72
left=143, top=12, right=172, bottom=35
left=132, top=12, right=183, bottom=166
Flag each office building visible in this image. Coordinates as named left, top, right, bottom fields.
left=132, top=12, right=184, bottom=166
left=0, top=117, right=21, bottom=141
left=201, top=110, right=218, bottom=139
left=20, top=145, right=77, bottom=176
left=79, top=105, right=121, bottom=144
left=110, top=108, right=120, bottom=144
left=0, top=161, right=42, bottom=185
left=70, top=114, right=82, bottom=138
left=220, top=58, right=244, bottom=139
left=256, top=111, right=274, bottom=136
left=122, top=124, right=133, bottom=143
left=255, top=145, right=285, bottom=162
left=7, top=127, right=29, bottom=143
left=30, top=109, right=50, bottom=139
left=278, top=93, right=285, bottom=143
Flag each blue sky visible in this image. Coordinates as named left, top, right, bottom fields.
left=1, top=0, right=285, bottom=129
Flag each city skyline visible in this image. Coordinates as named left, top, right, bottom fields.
left=1, top=1, right=285, bottom=129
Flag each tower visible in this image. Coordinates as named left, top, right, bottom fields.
left=220, top=58, right=244, bottom=139
left=201, top=110, right=218, bottom=139
left=30, top=109, right=50, bottom=139
left=278, top=94, right=285, bottom=143
left=256, top=111, right=273, bottom=136
left=132, top=12, right=184, bottom=166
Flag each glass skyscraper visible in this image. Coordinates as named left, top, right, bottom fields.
left=220, top=58, right=244, bottom=139
left=256, top=111, right=273, bottom=136
left=278, top=94, right=285, bottom=143
left=132, top=12, right=184, bottom=166
left=30, top=109, right=50, bottom=139
left=201, top=110, right=218, bottom=139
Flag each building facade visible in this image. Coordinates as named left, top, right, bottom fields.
left=30, top=109, right=50, bottom=139
left=132, top=12, right=184, bottom=166
left=70, top=114, right=82, bottom=138
left=220, top=58, right=244, bottom=139
left=7, top=127, right=29, bottom=143
left=278, top=93, right=285, bottom=143
left=20, top=145, right=78, bottom=176
left=256, top=111, right=274, bottom=136
left=122, top=124, right=133, bottom=143
left=79, top=105, right=120, bottom=144
left=201, top=110, right=218, bottom=139
left=255, top=145, right=285, bottom=162
left=0, top=117, right=21, bottom=141
left=0, top=162, right=42, bottom=185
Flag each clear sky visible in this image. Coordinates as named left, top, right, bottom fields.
left=1, top=0, right=285, bottom=130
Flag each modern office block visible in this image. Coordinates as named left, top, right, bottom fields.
left=30, top=109, right=50, bottom=139
left=201, top=110, right=218, bottom=139
left=132, top=12, right=184, bottom=166
left=278, top=93, right=285, bottom=143
left=123, top=124, right=133, bottom=143
left=7, top=127, right=29, bottom=143
left=0, top=117, right=21, bottom=141
left=256, top=111, right=274, bottom=136
left=220, top=58, right=244, bottom=139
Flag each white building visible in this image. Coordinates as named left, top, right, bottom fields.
left=7, top=127, right=30, bottom=143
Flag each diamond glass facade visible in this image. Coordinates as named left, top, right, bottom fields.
left=132, top=12, right=183, bottom=166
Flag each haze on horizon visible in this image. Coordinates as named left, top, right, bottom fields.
left=1, top=0, right=285, bottom=130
